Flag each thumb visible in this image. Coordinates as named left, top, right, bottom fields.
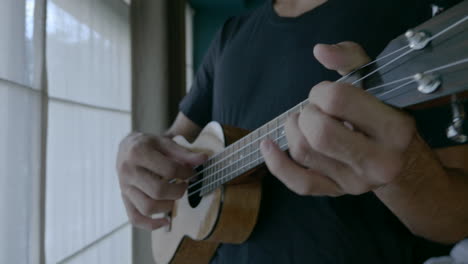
left=313, top=42, right=371, bottom=76
left=161, top=138, right=208, bottom=167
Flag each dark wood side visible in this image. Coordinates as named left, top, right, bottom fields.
left=202, top=125, right=265, bottom=243
left=206, top=179, right=263, bottom=243
left=173, top=125, right=264, bottom=263
left=222, top=124, right=269, bottom=185
left=407, top=90, right=468, bottom=110
left=171, top=238, right=219, bottom=264
left=222, top=124, right=251, bottom=145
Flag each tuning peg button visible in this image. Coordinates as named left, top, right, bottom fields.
left=446, top=95, right=467, bottom=143
left=414, top=73, right=441, bottom=94
left=405, top=30, right=431, bottom=50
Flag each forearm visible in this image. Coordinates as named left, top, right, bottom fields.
left=164, top=112, right=202, bottom=142
left=374, top=134, right=468, bottom=244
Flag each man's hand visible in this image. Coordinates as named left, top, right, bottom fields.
left=260, top=42, right=416, bottom=196
left=116, top=132, right=206, bottom=230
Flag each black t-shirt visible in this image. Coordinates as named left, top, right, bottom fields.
left=180, top=0, right=461, bottom=263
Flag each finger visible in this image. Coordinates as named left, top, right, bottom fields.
left=125, top=185, right=174, bottom=216
left=260, top=139, right=342, bottom=196
left=158, top=137, right=208, bottom=167
left=285, top=113, right=353, bottom=174
left=313, top=42, right=371, bottom=75
left=308, top=81, right=415, bottom=147
left=285, top=114, right=373, bottom=194
left=133, top=147, right=194, bottom=180
left=131, top=167, right=187, bottom=200
left=122, top=195, right=169, bottom=230
left=298, top=105, right=402, bottom=186
left=284, top=113, right=315, bottom=167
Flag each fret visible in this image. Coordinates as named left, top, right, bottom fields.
left=254, top=149, right=262, bottom=167
left=290, top=104, right=300, bottom=114
left=236, top=137, right=244, bottom=159
left=266, top=120, right=274, bottom=140
left=233, top=148, right=239, bottom=170
left=238, top=141, right=244, bottom=171
left=201, top=101, right=317, bottom=197
left=239, top=147, right=245, bottom=171
left=233, top=142, right=239, bottom=176
left=256, top=126, right=262, bottom=140
left=273, top=118, right=279, bottom=143
left=245, top=138, right=251, bottom=169
left=215, top=162, right=221, bottom=190
left=255, top=139, right=260, bottom=160
left=202, top=160, right=210, bottom=188
left=263, top=122, right=269, bottom=140
left=256, top=151, right=263, bottom=167
left=207, top=157, right=214, bottom=191
left=259, top=123, right=267, bottom=139
left=247, top=133, right=253, bottom=162
left=248, top=145, right=254, bottom=164
left=208, top=166, right=214, bottom=192
left=244, top=146, right=250, bottom=170
left=218, top=157, right=224, bottom=182
left=277, top=113, right=287, bottom=127
left=226, top=149, right=232, bottom=176
left=217, top=159, right=222, bottom=183
left=242, top=152, right=249, bottom=174
left=278, top=128, right=287, bottom=148
left=214, top=161, right=219, bottom=186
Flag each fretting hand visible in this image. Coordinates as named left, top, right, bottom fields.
left=260, top=42, right=417, bottom=196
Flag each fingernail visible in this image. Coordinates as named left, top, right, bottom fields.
left=330, top=44, right=342, bottom=50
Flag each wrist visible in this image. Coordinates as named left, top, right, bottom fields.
left=373, top=133, right=439, bottom=198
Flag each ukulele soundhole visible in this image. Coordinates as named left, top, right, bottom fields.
left=188, top=165, right=204, bottom=208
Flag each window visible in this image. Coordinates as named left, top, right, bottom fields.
left=0, top=1, right=43, bottom=263
left=185, top=3, right=194, bottom=91
left=0, top=0, right=132, bottom=263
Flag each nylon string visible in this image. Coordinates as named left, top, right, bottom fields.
left=185, top=16, right=468, bottom=197
left=190, top=56, right=468, bottom=197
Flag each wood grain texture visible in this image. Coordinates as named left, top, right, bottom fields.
left=152, top=122, right=225, bottom=264
left=365, top=0, right=468, bottom=108
left=152, top=122, right=263, bottom=264
left=206, top=180, right=262, bottom=243
left=169, top=238, right=219, bottom=264
left=222, top=124, right=268, bottom=185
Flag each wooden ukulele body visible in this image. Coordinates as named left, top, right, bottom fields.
left=152, top=122, right=264, bottom=264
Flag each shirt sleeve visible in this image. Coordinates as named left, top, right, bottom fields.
left=179, top=19, right=232, bottom=128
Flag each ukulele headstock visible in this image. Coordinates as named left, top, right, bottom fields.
left=347, top=0, right=468, bottom=143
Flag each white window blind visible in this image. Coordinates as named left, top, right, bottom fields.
left=0, top=0, right=132, bottom=263
left=45, top=0, right=132, bottom=263
left=0, top=0, right=44, bottom=263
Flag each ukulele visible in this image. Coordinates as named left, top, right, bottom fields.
left=152, top=1, right=468, bottom=263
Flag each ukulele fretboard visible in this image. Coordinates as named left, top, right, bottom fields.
left=199, top=100, right=310, bottom=196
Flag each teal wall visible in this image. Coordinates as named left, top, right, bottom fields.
left=189, top=0, right=265, bottom=70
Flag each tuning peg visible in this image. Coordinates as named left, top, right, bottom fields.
left=405, top=30, right=431, bottom=50
left=446, top=95, right=468, bottom=143
left=414, top=73, right=441, bottom=94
